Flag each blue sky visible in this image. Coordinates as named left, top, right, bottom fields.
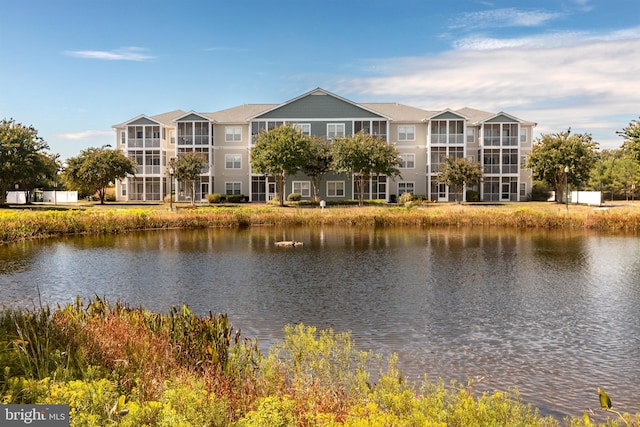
left=1, top=0, right=639, bottom=161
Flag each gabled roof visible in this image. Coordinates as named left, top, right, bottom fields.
left=172, top=111, right=213, bottom=122
left=425, top=108, right=470, bottom=121
left=457, top=108, right=536, bottom=126
left=249, top=87, right=392, bottom=120
left=112, top=110, right=186, bottom=128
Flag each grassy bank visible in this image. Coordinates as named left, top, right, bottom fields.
left=2, top=298, right=636, bottom=426
left=1, top=201, right=640, bottom=244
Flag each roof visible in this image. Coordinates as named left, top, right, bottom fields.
left=113, top=91, right=535, bottom=127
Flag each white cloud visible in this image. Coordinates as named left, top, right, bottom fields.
left=55, top=130, right=113, bottom=140
left=455, top=27, right=640, bottom=50
left=332, top=30, right=640, bottom=149
left=449, top=8, right=561, bottom=30
left=64, top=47, right=153, bottom=61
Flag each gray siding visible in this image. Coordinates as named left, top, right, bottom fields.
left=178, top=113, right=209, bottom=122
left=431, top=111, right=465, bottom=120
left=486, top=114, right=518, bottom=123
left=257, top=94, right=384, bottom=119
left=130, top=117, right=158, bottom=125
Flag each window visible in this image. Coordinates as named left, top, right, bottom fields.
left=520, top=127, right=528, bottom=144
left=225, top=154, right=241, bottom=169
left=398, top=153, right=415, bottom=168
left=520, top=183, right=527, bottom=198
left=483, top=149, right=500, bottom=174
left=225, top=182, right=242, bottom=195
left=292, top=181, right=311, bottom=198
left=120, top=131, right=126, bottom=145
left=430, top=147, right=447, bottom=173
left=502, top=149, right=518, bottom=173
left=327, top=123, right=345, bottom=139
left=520, top=155, right=528, bottom=168
left=467, top=127, right=476, bottom=143
left=293, top=123, right=311, bottom=136
left=327, top=181, right=345, bottom=197
left=398, top=182, right=415, bottom=195
left=503, top=124, right=518, bottom=146
left=398, top=125, right=415, bottom=141
left=225, top=127, right=242, bottom=142
left=484, top=124, right=500, bottom=146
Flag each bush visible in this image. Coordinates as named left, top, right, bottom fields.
left=398, top=193, right=414, bottom=206
left=206, top=193, right=221, bottom=203
left=531, top=182, right=552, bottom=201
left=287, top=193, right=302, bottom=202
left=226, top=194, right=245, bottom=203
left=466, top=190, right=479, bottom=202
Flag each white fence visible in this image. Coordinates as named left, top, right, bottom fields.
left=6, top=191, right=78, bottom=204
left=570, top=191, right=602, bottom=206
left=43, top=191, right=78, bottom=203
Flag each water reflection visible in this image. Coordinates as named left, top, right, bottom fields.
left=0, top=227, right=639, bottom=419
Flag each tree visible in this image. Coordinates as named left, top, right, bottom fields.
left=250, top=124, right=311, bottom=206
left=526, top=129, right=598, bottom=202
left=301, top=136, right=332, bottom=202
left=170, top=152, right=208, bottom=206
left=0, top=118, right=56, bottom=204
left=619, top=117, right=640, bottom=162
left=331, top=131, right=401, bottom=206
left=63, top=146, right=136, bottom=204
left=589, top=149, right=620, bottom=200
left=438, top=157, right=483, bottom=203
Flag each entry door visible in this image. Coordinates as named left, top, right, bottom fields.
left=268, top=183, right=276, bottom=201
left=438, top=184, right=447, bottom=202
left=501, top=182, right=510, bottom=201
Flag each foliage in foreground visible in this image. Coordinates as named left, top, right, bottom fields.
left=1, top=299, right=638, bottom=426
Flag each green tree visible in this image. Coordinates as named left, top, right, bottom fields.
left=301, top=136, right=332, bottom=202
left=170, top=152, right=208, bottom=206
left=619, top=117, right=640, bottom=162
left=331, top=131, right=401, bottom=206
left=63, top=146, right=136, bottom=204
left=589, top=149, right=620, bottom=200
left=250, top=124, right=311, bottom=207
left=0, top=118, right=56, bottom=204
left=526, top=129, right=598, bottom=202
left=438, top=157, right=483, bottom=203
left=612, top=156, right=640, bottom=200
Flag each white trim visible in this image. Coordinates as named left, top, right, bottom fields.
left=225, top=181, right=242, bottom=195
left=225, top=153, right=242, bottom=169
left=292, top=180, right=311, bottom=198
left=326, top=180, right=345, bottom=197
left=398, top=125, right=416, bottom=141
left=225, top=126, right=242, bottom=142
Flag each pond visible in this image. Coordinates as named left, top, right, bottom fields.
left=1, top=226, right=639, bottom=419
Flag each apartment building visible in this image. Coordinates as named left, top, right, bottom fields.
left=112, top=88, right=535, bottom=203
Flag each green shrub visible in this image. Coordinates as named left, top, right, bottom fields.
left=206, top=193, right=221, bottom=203
left=287, top=193, right=302, bottom=202
left=398, top=193, right=414, bottom=206
left=226, top=194, right=245, bottom=203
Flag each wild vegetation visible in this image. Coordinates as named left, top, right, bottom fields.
left=2, top=297, right=637, bottom=426
left=1, top=202, right=640, bottom=245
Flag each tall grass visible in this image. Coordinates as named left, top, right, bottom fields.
left=2, top=204, right=639, bottom=245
